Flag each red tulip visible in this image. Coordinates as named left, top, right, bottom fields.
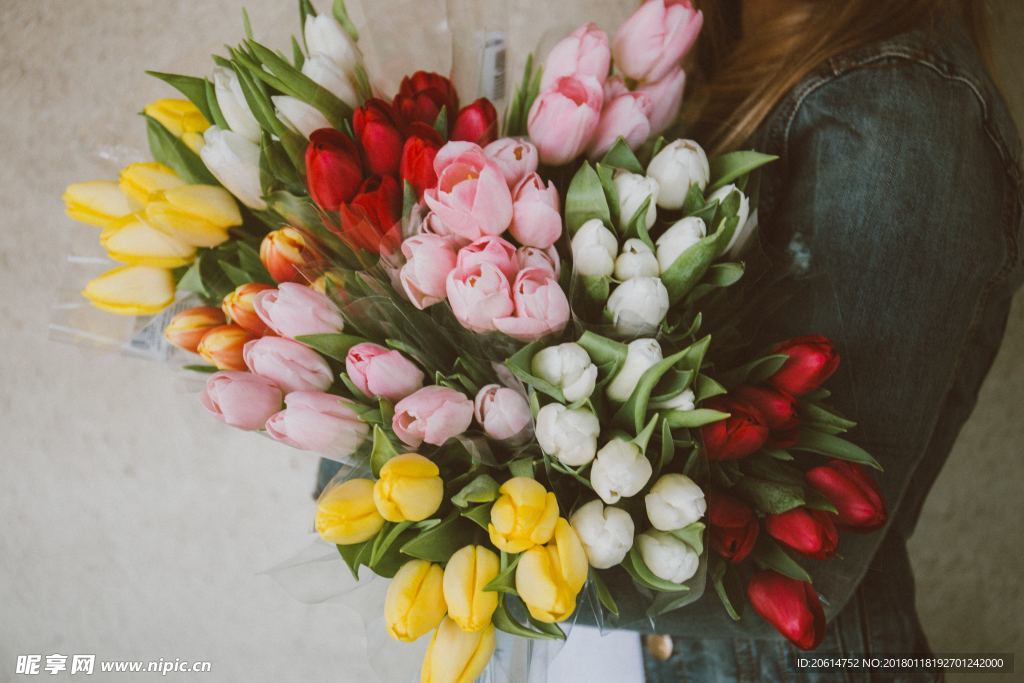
left=393, top=71, right=459, bottom=129
left=400, top=122, right=443, bottom=198
left=706, top=491, right=759, bottom=563
left=768, top=336, right=840, bottom=396
left=733, top=385, right=800, bottom=448
left=700, top=396, right=770, bottom=461
left=305, top=129, right=363, bottom=211
left=747, top=570, right=826, bottom=650
left=451, top=98, right=498, bottom=146
left=805, top=461, right=887, bottom=532
left=353, top=98, right=403, bottom=177
left=339, top=175, right=402, bottom=253
left=765, top=508, right=839, bottom=560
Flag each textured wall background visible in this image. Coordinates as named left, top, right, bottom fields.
left=0, top=1, right=1020, bottom=682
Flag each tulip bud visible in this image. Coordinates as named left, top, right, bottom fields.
left=700, top=396, right=771, bottom=461
left=144, top=184, right=242, bottom=248
left=614, top=171, right=659, bottom=230
left=144, top=98, right=210, bottom=153
left=199, top=127, right=266, bottom=210
left=768, top=336, right=840, bottom=397
left=163, top=306, right=226, bottom=353
left=373, top=453, right=444, bottom=522
left=451, top=98, right=499, bottom=147
left=442, top=545, right=500, bottom=632
left=302, top=54, right=357, bottom=105
left=393, top=71, right=460, bottom=130
left=515, top=518, right=588, bottom=623
left=420, top=618, right=495, bottom=683
left=199, top=371, right=283, bottom=431
left=384, top=560, right=447, bottom=642
left=747, top=570, right=826, bottom=650
left=222, top=283, right=275, bottom=337
left=590, top=438, right=653, bottom=504
left=119, top=162, right=184, bottom=205
left=531, top=342, right=598, bottom=403
left=571, top=219, right=618, bottom=277
left=487, top=477, right=559, bottom=553
left=645, top=139, right=709, bottom=209
left=353, top=98, right=403, bottom=176
left=399, top=233, right=457, bottom=309
left=636, top=67, right=686, bottom=135
left=253, top=283, right=344, bottom=339
left=516, top=246, right=560, bottom=278
left=540, top=22, right=611, bottom=90
left=588, top=88, right=652, bottom=159
left=766, top=507, right=839, bottom=560
left=805, top=460, right=887, bottom=532
left=99, top=216, right=195, bottom=268
left=211, top=66, right=261, bottom=142
left=243, top=336, right=333, bottom=393
left=493, top=267, right=571, bottom=342
left=637, top=530, right=700, bottom=584
left=456, top=235, right=518, bottom=282
left=304, top=13, right=360, bottom=76
left=483, top=137, right=539, bottom=189
left=707, top=490, right=759, bottom=563
left=733, top=385, right=800, bottom=447
left=400, top=123, right=443, bottom=199
left=509, top=173, right=562, bottom=249
left=644, top=473, right=706, bottom=532
left=606, top=277, right=670, bottom=337
left=392, top=386, right=474, bottom=448
left=569, top=499, right=635, bottom=569
left=424, top=142, right=513, bottom=243
left=607, top=338, right=663, bottom=402
left=80, top=265, right=176, bottom=316
left=197, top=324, right=254, bottom=371
left=315, top=478, right=385, bottom=545
left=615, top=238, right=660, bottom=280
left=613, top=0, right=703, bottom=83
left=260, top=227, right=322, bottom=284
left=445, top=263, right=514, bottom=334
left=346, top=342, right=425, bottom=402
left=535, top=404, right=601, bottom=467
left=272, top=95, right=331, bottom=139
left=656, top=216, right=706, bottom=272
left=474, top=384, right=532, bottom=442
left=343, top=175, right=403, bottom=253
left=265, top=391, right=368, bottom=459
left=707, top=184, right=751, bottom=251
left=62, top=180, right=136, bottom=229
left=650, top=388, right=696, bottom=411
left=305, top=128, right=364, bottom=211
left=527, top=76, right=603, bottom=166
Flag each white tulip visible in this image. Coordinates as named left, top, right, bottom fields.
left=650, top=388, right=695, bottom=411
left=211, top=66, right=261, bottom=143
left=302, top=54, right=358, bottom=106
left=571, top=219, right=618, bottom=277
left=570, top=499, right=635, bottom=569
left=614, top=238, right=660, bottom=281
left=656, top=216, right=707, bottom=272
left=645, top=474, right=706, bottom=531
left=532, top=343, right=598, bottom=403
left=607, top=338, right=663, bottom=402
left=272, top=96, right=331, bottom=139
left=535, top=403, right=601, bottom=467
left=606, top=276, right=669, bottom=337
left=304, top=14, right=360, bottom=76
left=199, top=126, right=267, bottom=210
left=645, top=139, right=710, bottom=209
left=707, top=184, right=751, bottom=252
left=590, top=438, right=653, bottom=504
left=614, top=171, right=659, bottom=230
left=637, top=531, right=700, bottom=584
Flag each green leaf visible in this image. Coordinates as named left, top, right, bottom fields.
left=291, top=36, right=305, bottom=69
left=219, top=260, right=254, bottom=287
left=632, top=414, right=660, bottom=452
left=332, top=0, right=360, bottom=41
left=800, top=402, right=858, bottom=431
left=483, top=554, right=520, bottom=595
left=710, top=558, right=744, bottom=621
left=451, top=474, right=500, bottom=508
left=294, top=333, right=367, bottom=362
left=369, top=521, right=412, bottom=568
left=590, top=570, right=619, bottom=617
left=370, top=425, right=400, bottom=477
left=762, top=447, right=794, bottom=461
left=793, top=430, right=882, bottom=470
left=399, top=513, right=477, bottom=563
left=595, top=163, right=620, bottom=227
left=182, top=364, right=218, bottom=374
left=461, top=503, right=492, bottom=530
left=433, top=106, right=448, bottom=139
left=805, top=487, right=839, bottom=514
left=236, top=241, right=275, bottom=284
left=733, top=476, right=805, bottom=514
left=622, top=195, right=655, bottom=249
left=204, top=77, right=229, bottom=130
left=144, top=114, right=217, bottom=185
left=242, top=7, right=254, bottom=39
left=708, top=151, right=778, bottom=192
left=565, top=162, right=612, bottom=235
left=694, top=374, right=728, bottom=401
left=663, top=408, right=730, bottom=429
left=752, top=536, right=812, bottom=583
left=508, top=458, right=536, bottom=479
left=669, top=522, right=705, bottom=556
left=145, top=71, right=213, bottom=122
left=600, top=136, right=644, bottom=174
left=245, top=39, right=353, bottom=126
left=504, top=341, right=566, bottom=403
left=681, top=183, right=705, bottom=215
left=659, top=217, right=735, bottom=304
left=615, top=347, right=690, bottom=433
left=656, top=417, right=674, bottom=477
left=576, top=331, right=628, bottom=369
left=336, top=540, right=371, bottom=580
left=492, top=599, right=565, bottom=640
left=719, top=354, right=789, bottom=387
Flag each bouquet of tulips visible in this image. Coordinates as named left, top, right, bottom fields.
left=60, top=0, right=890, bottom=679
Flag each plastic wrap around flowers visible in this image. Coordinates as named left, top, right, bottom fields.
left=61, top=1, right=890, bottom=680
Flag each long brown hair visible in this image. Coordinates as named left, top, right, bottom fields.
left=688, top=0, right=990, bottom=154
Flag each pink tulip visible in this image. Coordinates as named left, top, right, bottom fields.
left=265, top=391, right=368, bottom=458
left=243, top=336, right=333, bottom=394
left=516, top=246, right=560, bottom=278
left=253, top=283, right=344, bottom=339
left=527, top=76, right=603, bottom=166
left=612, top=0, right=703, bottom=83
left=508, top=173, right=562, bottom=248
left=494, top=267, right=570, bottom=341
left=345, top=342, right=425, bottom=401
left=393, top=385, right=474, bottom=447
left=455, top=235, right=519, bottom=282
left=539, top=22, right=612, bottom=90
left=423, top=141, right=513, bottom=242
left=483, top=137, right=539, bottom=189
left=399, top=234, right=458, bottom=309
left=636, top=67, right=686, bottom=134
left=474, top=384, right=532, bottom=442
left=588, top=88, right=653, bottom=158
left=446, top=262, right=515, bottom=333
left=199, top=371, right=283, bottom=431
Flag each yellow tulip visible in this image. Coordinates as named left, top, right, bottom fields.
left=145, top=184, right=242, bottom=248
left=514, top=518, right=588, bottom=623
left=81, top=265, right=175, bottom=316
left=385, top=560, right=447, bottom=642
left=119, top=162, right=185, bottom=205
left=487, top=477, right=559, bottom=553
left=100, top=217, right=196, bottom=268
left=373, top=454, right=443, bottom=522
left=442, top=545, right=499, bottom=633
left=62, top=180, right=137, bottom=229
left=144, top=98, right=210, bottom=154
left=420, top=618, right=496, bottom=683
left=315, top=478, right=386, bottom=545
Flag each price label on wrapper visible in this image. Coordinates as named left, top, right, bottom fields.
left=122, top=299, right=194, bottom=362
left=479, top=31, right=507, bottom=103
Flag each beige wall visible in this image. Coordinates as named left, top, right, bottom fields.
left=0, top=1, right=1020, bottom=681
